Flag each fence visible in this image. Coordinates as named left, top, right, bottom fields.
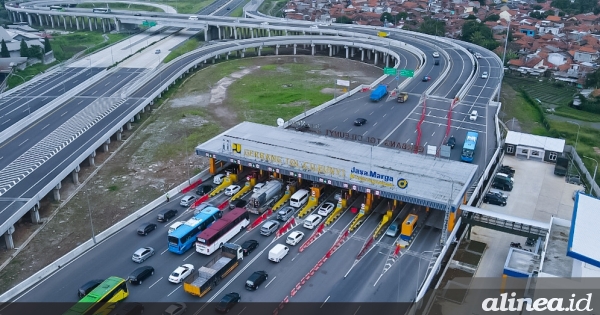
left=565, top=145, right=600, bottom=197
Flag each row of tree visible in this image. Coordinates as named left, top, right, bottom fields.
left=0, top=37, right=52, bottom=59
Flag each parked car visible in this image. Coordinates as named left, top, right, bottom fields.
left=483, top=192, right=507, bottom=206
left=317, top=202, right=335, bottom=216
left=446, top=136, right=456, bottom=149
left=253, top=182, right=265, bottom=193
left=180, top=195, right=197, bottom=207
left=286, top=231, right=304, bottom=245
left=469, top=110, right=478, bottom=121
left=432, top=51, right=440, bottom=57
left=169, top=264, right=194, bottom=284
left=137, top=223, right=157, bottom=236
left=216, top=292, right=241, bottom=313
left=386, top=222, right=399, bottom=237
left=127, top=266, right=154, bottom=285
left=77, top=279, right=104, bottom=298
left=491, top=178, right=513, bottom=191
left=489, top=190, right=508, bottom=200
left=241, top=239, right=259, bottom=256
left=354, top=118, right=367, bottom=126
left=157, top=209, right=178, bottom=222
left=132, top=247, right=155, bottom=263
left=224, top=185, right=241, bottom=196
left=164, top=303, right=187, bottom=315
left=245, top=271, right=268, bottom=290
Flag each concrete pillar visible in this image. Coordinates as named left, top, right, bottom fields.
left=135, top=113, right=140, bottom=121
left=76, top=16, right=80, bottom=30
left=88, top=18, right=93, bottom=31
left=4, top=225, right=14, bottom=249
left=293, top=44, right=297, bottom=55
left=226, top=52, right=230, bottom=60
left=361, top=49, right=364, bottom=61
left=345, top=46, right=349, bottom=58
left=95, top=18, right=98, bottom=30
left=311, top=44, right=315, bottom=56
left=72, top=166, right=80, bottom=185
left=351, top=47, right=355, bottom=58
left=51, top=15, right=55, bottom=28
left=251, top=28, right=254, bottom=38
left=30, top=204, right=40, bottom=224
left=103, top=139, right=110, bottom=152
left=38, top=14, right=43, bottom=26
left=89, top=151, right=96, bottom=166
left=69, top=16, right=72, bottom=28
left=63, top=16, right=67, bottom=30
left=328, top=45, right=332, bottom=57
left=114, top=17, right=120, bottom=32
left=241, top=48, right=245, bottom=58
left=268, top=29, right=271, bottom=37
left=367, top=50, right=371, bottom=60
left=53, top=183, right=61, bottom=201
left=233, top=27, right=237, bottom=39
left=257, top=47, right=261, bottom=56
left=374, top=51, right=378, bottom=65
left=126, top=121, right=132, bottom=130
left=385, top=54, right=389, bottom=67
left=27, top=13, right=32, bottom=26
left=275, top=45, right=279, bottom=55
left=102, top=19, right=106, bottom=33
left=217, top=26, right=221, bottom=40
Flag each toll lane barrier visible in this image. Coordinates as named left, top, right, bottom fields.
left=275, top=218, right=297, bottom=238
left=298, top=223, right=325, bottom=252
left=247, top=211, right=270, bottom=231
left=393, top=243, right=401, bottom=257
left=190, top=194, right=210, bottom=208
left=356, top=237, right=374, bottom=260
left=325, top=206, right=344, bottom=226
left=218, top=200, right=229, bottom=210
left=181, top=178, right=203, bottom=194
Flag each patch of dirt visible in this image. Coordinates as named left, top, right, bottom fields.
left=594, top=147, right=600, bottom=155
left=0, top=55, right=384, bottom=294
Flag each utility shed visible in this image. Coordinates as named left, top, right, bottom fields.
left=504, top=131, right=565, bottom=162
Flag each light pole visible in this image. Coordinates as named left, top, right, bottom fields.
left=582, top=156, right=598, bottom=195
left=567, top=121, right=580, bottom=176
left=85, top=190, right=97, bottom=244
left=436, top=173, right=455, bottom=246
left=496, top=17, right=511, bottom=103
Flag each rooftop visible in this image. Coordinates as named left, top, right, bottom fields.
left=567, top=193, right=600, bottom=268
left=505, top=131, right=565, bottom=152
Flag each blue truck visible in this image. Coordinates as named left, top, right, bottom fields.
left=370, top=85, right=388, bottom=102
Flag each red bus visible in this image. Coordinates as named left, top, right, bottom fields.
left=195, top=208, right=250, bottom=255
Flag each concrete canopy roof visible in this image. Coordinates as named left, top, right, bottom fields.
left=195, top=122, right=478, bottom=210
left=505, top=131, right=565, bottom=152
left=567, top=193, right=600, bottom=269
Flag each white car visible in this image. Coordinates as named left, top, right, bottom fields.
left=317, top=202, right=335, bottom=216
left=164, top=303, right=187, bottom=315
left=481, top=71, right=488, bottom=79
left=286, top=231, right=305, bottom=246
left=180, top=195, right=196, bottom=207
left=310, top=25, right=318, bottom=29
left=432, top=51, right=440, bottom=58
left=169, top=264, right=194, bottom=284
left=474, top=52, right=482, bottom=59
left=224, top=185, right=241, bottom=196
left=261, top=22, right=269, bottom=25
left=469, top=110, right=478, bottom=121
left=253, top=182, right=265, bottom=193
left=213, top=174, right=225, bottom=185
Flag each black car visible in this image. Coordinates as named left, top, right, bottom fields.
left=157, top=209, right=178, bottom=222
left=354, top=118, right=367, bottom=126
left=137, top=223, right=157, bottom=236
left=467, top=48, right=474, bottom=53
left=196, top=184, right=213, bottom=196
left=133, top=13, right=141, bottom=16
left=78, top=279, right=104, bottom=298
left=111, top=302, right=145, bottom=315
left=434, top=60, right=440, bottom=66
left=491, top=179, right=513, bottom=192
left=483, top=192, right=507, bottom=206
left=128, top=266, right=154, bottom=285
left=229, top=199, right=248, bottom=210
left=216, top=292, right=241, bottom=313
left=150, top=15, right=158, bottom=17
left=241, top=240, right=258, bottom=256
left=295, top=122, right=309, bottom=132
left=446, top=136, right=456, bottom=149
left=245, top=271, right=268, bottom=290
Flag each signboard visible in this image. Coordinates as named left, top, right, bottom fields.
left=336, top=79, right=350, bottom=87
left=141, top=20, right=157, bottom=27
left=383, top=67, right=397, bottom=75
left=399, top=69, right=415, bottom=77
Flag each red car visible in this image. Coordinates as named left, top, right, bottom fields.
left=422, top=76, right=431, bottom=82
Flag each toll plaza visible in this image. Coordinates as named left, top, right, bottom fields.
left=195, top=122, right=479, bottom=244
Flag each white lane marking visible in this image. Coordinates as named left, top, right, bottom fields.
left=183, top=252, right=195, bottom=261
left=237, top=307, right=247, bottom=315
left=41, top=124, right=50, bottom=130
left=167, top=285, right=182, bottom=296
left=373, top=274, right=383, bottom=286
left=265, top=276, right=276, bottom=288
left=233, top=231, right=248, bottom=243
left=42, top=97, right=48, bottom=101
left=343, top=118, right=348, bottom=122
left=149, top=277, right=163, bottom=289
left=2, top=119, right=10, bottom=125
left=290, top=253, right=300, bottom=261
left=161, top=248, right=169, bottom=255
left=23, top=108, right=29, bottom=113
left=353, top=306, right=361, bottom=315
left=77, top=100, right=83, bottom=105
left=383, top=113, right=387, bottom=117
left=18, top=139, right=28, bottom=146
left=369, top=111, right=374, bottom=115
left=60, top=111, right=68, bottom=117
left=321, top=296, right=330, bottom=308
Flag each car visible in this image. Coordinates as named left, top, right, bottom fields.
left=474, top=52, right=482, bottom=59
left=216, top=292, right=241, bottom=313
left=469, top=110, right=478, bottom=121
left=261, top=22, right=269, bottom=25
left=226, top=7, right=230, bottom=10
left=386, top=222, right=399, bottom=237
left=194, top=202, right=214, bottom=215
left=137, top=223, right=157, bottom=236
left=334, top=192, right=342, bottom=201
left=491, top=179, right=513, bottom=191
left=489, top=190, right=508, bottom=200
left=157, top=209, right=178, bottom=222
left=354, top=118, right=367, bottom=126
left=481, top=71, right=488, bottom=79
left=132, top=247, right=155, bottom=263
left=277, top=206, right=295, bottom=221
left=133, top=13, right=141, bottom=16
left=483, top=192, right=507, bottom=206
left=286, top=231, right=304, bottom=245
left=432, top=51, right=440, bottom=58
left=169, top=264, right=194, bottom=284
left=310, top=25, right=318, bottom=29
left=317, top=202, right=335, bottom=216
left=213, top=174, right=226, bottom=184
left=260, top=220, right=280, bottom=236
left=295, top=122, right=309, bottom=132
left=164, top=303, right=187, bottom=315
left=111, top=302, right=145, bottom=315
left=150, top=15, right=158, bottom=17
left=224, top=184, right=241, bottom=196
left=180, top=195, right=196, bottom=207
left=77, top=279, right=104, bottom=298
left=229, top=199, right=247, bottom=210
left=155, top=49, right=161, bottom=54
left=168, top=221, right=186, bottom=234
left=434, top=60, right=440, bottom=66
left=245, top=271, right=268, bottom=290
left=422, top=76, right=431, bottom=82
left=241, top=239, right=259, bottom=255
left=446, top=136, right=456, bottom=149
left=253, top=182, right=265, bottom=193
left=196, top=184, right=213, bottom=196
left=127, top=266, right=154, bottom=285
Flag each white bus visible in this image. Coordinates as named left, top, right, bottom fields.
left=195, top=208, right=249, bottom=255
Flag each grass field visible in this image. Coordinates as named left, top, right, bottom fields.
left=258, top=0, right=288, bottom=17
left=138, top=0, right=215, bottom=14
left=76, top=3, right=162, bottom=11
left=503, top=76, right=577, bottom=108
left=163, top=36, right=202, bottom=64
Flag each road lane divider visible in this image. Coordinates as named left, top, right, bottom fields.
left=181, top=178, right=203, bottom=194
left=246, top=210, right=271, bottom=232
left=298, top=223, right=325, bottom=252
left=275, top=217, right=297, bottom=238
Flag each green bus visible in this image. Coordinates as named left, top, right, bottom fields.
left=64, top=276, right=129, bottom=315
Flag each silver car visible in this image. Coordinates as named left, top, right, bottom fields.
left=132, top=247, right=154, bottom=263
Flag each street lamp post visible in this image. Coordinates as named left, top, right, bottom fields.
left=496, top=17, right=511, bottom=103
left=436, top=173, right=455, bottom=246
left=85, top=190, right=97, bottom=244
left=583, top=156, right=598, bottom=195
left=567, top=121, right=580, bottom=176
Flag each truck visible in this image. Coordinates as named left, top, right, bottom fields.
left=554, top=156, right=569, bottom=176
left=183, top=243, right=243, bottom=297
left=370, top=85, right=388, bottom=102
left=397, top=92, right=408, bottom=103
left=247, top=180, right=283, bottom=214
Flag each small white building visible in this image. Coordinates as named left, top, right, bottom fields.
left=503, top=131, right=565, bottom=162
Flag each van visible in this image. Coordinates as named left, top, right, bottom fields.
left=127, top=266, right=154, bottom=285
left=168, top=221, right=185, bottom=234
left=290, top=189, right=309, bottom=208
left=260, top=220, right=280, bottom=236
left=188, top=16, right=199, bottom=20
left=268, top=244, right=289, bottom=262
left=303, top=214, right=322, bottom=230
left=496, top=173, right=514, bottom=184
left=157, top=209, right=177, bottom=222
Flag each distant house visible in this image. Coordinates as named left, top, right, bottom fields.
left=504, top=131, right=564, bottom=162
left=573, top=46, right=598, bottom=63
left=519, top=25, right=536, bottom=37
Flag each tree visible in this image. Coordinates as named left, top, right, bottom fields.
left=478, top=0, right=486, bottom=6
left=558, top=11, right=565, bottom=16
left=417, top=17, right=445, bottom=36
left=19, top=39, right=28, bottom=58
left=380, top=12, right=393, bottom=24
left=27, top=45, right=42, bottom=60
left=335, top=16, right=353, bottom=24
left=585, top=68, right=600, bottom=88
left=532, top=4, right=543, bottom=9
left=43, top=37, right=52, bottom=52
left=485, top=14, right=500, bottom=22
left=396, top=12, right=408, bottom=21
left=546, top=10, right=556, bottom=16
left=466, top=14, right=477, bottom=20
left=0, top=39, right=9, bottom=58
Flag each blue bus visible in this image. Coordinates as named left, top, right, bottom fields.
left=461, top=131, right=479, bottom=163
left=168, top=206, right=221, bottom=254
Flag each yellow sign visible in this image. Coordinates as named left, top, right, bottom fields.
left=397, top=179, right=408, bottom=189
left=243, top=149, right=345, bottom=177
left=350, top=173, right=394, bottom=188
left=232, top=143, right=242, bottom=153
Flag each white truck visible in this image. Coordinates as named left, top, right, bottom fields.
left=247, top=180, right=283, bottom=214
left=268, top=244, right=289, bottom=263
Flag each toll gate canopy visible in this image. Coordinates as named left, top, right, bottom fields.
left=195, top=122, right=478, bottom=211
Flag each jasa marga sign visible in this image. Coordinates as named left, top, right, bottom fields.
left=349, top=166, right=396, bottom=188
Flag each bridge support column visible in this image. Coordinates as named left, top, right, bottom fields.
left=53, top=183, right=61, bottom=201
left=75, top=16, right=80, bottom=30
left=30, top=204, right=40, bottom=224
left=361, top=48, right=364, bottom=61
left=385, top=54, right=389, bottom=67
left=241, top=49, right=245, bottom=58
left=350, top=47, right=354, bottom=58
left=69, top=16, right=72, bottom=28
left=88, top=18, right=93, bottom=31
left=72, top=166, right=80, bottom=185
left=275, top=45, right=279, bottom=55
left=293, top=44, right=297, bottom=55
left=94, top=18, right=98, bottom=30
left=226, top=52, right=230, bottom=60
left=257, top=47, right=261, bottom=56
left=250, top=28, right=254, bottom=38
left=116, top=127, right=123, bottom=141
left=217, top=26, right=222, bottom=40
left=267, top=29, right=271, bottom=37
left=126, top=121, right=132, bottom=130
left=311, top=44, right=315, bottom=56
left=233, top=27, right=237, bottom=39
left=37, top=14, right=43, bottom=26
left=114, top=17, right=120, bottom=32
left=135, top=113, right=141, bottom=121
left=88, top=151, right=96, bottom=166
left=27, top=13, right=32, bottom=26
left=102, top=19, right=106, bottom=33
left=328, top=44, right=332, bottom=57
left=4, top=225, right=15, bottom=249
left=345, top=46, right=349, bottom=58
left=103, top=139, right=110, bottom=152
left=62, top=16, right=67, bottom=30
left=367, top=50, right=371, bottom=60
left=50, top=15, right=55, bottom=28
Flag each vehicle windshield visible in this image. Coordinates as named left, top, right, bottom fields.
left=171, top=272, right=180, bottom=277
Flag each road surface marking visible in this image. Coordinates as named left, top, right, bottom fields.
left=237, top=307, right=246, bottom=315
left=161, top=248, right=169, bottom=255
left=42, top=97, right=48, bottom=101
left=149, top=277, right=163, bottom=289
left=291, top=253, right=300, bottom=261
left=60, top=111, right=68, bottom=117
left=18, top=139, right=28, bottom=146
left=320, top=296, right=330, bottom=308
left=72, top=80, right=78, bottom=84
left=233, top=231, right=249, bottom=243
left=23, top=108, right=28, bottom=113
left=41, top=124, right=50, bottom=130
left=167, top=285, right=182, bottom=296
left=92, top=90, right=97, bottom=95
left=353, top=306, right=361, bottom=315
left=373, top=274, right=384, bottom=286
left=2, top=119, right=9, bottom=125
left=0, top=156, right=3, bottom=160
left=369, top=111, right=374, bottom=115
left=77, top=100, right=83, bottom=105
left=343, top=118, right=348, bottom=122
left=116, top=75, right=121, bottom=79
left=265, top=276, right=276, bottom=288
left=183, top=252, right=195, bottom=261
left=431, top=131, right=435, bottom=136
left=383, top=113, right=387, bottom=117
left=373, top=122, right=377, bottom=127
left=105, top=82, right=111, bottom=86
